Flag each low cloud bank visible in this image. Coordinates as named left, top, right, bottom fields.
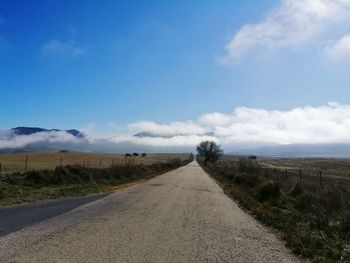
left=0, top=131, right=80, bottom=149
left=2, top=102, right=350, bottom=153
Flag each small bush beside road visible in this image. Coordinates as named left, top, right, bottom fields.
left=199, top=157, right=350, bottom=263
left=0, top=156, right=193, bottom=206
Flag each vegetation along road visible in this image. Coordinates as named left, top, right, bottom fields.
left=0, top=160, right=297, bottom=262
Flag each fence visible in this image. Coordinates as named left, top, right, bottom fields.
left=0, top=155, right=139, bottom=174
left=254, top=165, right=350, bottom=188
left=0, top=153, right=189, bottom=174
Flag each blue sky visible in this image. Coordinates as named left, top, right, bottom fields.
left=1, top=0, right=350, bottom=151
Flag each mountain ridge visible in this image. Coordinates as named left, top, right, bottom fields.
left=11, top=127, right=84, bottom=138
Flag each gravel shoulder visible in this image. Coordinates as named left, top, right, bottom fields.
left=0, top=161, right=299, bottom=263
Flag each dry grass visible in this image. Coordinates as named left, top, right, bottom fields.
left=220, top=155, right=350, bottom=181
left=258, top=158, right=350, bottom=178
left=201, top=157, right=350, bottom=262
left=0, top=156, right=194, bottom=206
left=0, top=151, right=190, bottom=173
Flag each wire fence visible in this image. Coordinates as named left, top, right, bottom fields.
left=255, top=165, right=350, bottom=188
left=0, top=153, right=190, bottom=175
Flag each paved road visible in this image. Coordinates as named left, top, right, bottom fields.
left=0, top=193, right=108, bottom=237
left=0, top=161, right=298, bottom=263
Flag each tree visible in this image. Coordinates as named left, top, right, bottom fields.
left=196, top=141, right=223, bottom=166
left=132, top=153, right=139, bottom=157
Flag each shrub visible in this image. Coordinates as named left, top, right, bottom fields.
left=257, top=182, right=280, bottom=202
left=290, top=183, right=303, bottom=197
left=238, top=157, right=259, bottom=173
left=169, top=158, right=182, bottom=167
left=224, top=172, right=235, bottom=181
left=235, top=174, right=261, bottom=187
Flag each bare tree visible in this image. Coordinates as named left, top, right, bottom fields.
left=196, top=141, right=223, bottom=166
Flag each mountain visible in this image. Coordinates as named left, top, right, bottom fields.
left=0, top=127, right=86, bottom=153
left=10, top=127, right=84, bottom=138
left=11, top=127, right=84, bottom=138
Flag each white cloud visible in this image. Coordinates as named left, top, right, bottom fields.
left=212, top=103, right=350, bottom=145
left=125, top=102, right=350, bottom=146
left=110, top=134, right=218, bottom=148
left=324, top=34, right=350, bottom=60
left=108, top=122, right=123, bottom=131
left=40, top=39, right=87, bottom=60
left=198, top=112, right=233, bottom=127
left=3, top=103, right=350, bottom=151
left=222, top=0, right=350, bottom=63
left=0, top=131, right=79, bottom=149
left=128, top=121, right=208, bottom=137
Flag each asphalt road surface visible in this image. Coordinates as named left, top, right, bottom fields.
left=0, top=193, right=108, bottom=237
left=0, top=161, right=298, bottom=263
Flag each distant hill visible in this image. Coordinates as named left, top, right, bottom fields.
left=0, top=127, right=86, bottom=154
left=11, top=127, right=84, bottom=138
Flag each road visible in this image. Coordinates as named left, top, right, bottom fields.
left=0, top=193, right=108, bottom=237
left=0, top=161, right=298, bottom=263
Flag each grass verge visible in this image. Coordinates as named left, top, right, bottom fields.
left=200, top=158, right=350, bottom=263
left=0, top=157, right=192, bottom=206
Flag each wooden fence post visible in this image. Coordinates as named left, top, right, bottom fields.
left=83, top=159, right=86, bottom=168
left=59, top=157, right=63, bottom=167
left=99, top=159, right=102, bottom=169
left=319, top=170, right=322, bottom=187
left=0, top=162, right=2, bottom=173
left=299, top=169, right=302, bottom=181
left=24, top=155, right=28, bottom=173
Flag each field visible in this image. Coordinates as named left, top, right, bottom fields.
left=0, top=152, right=190, bottom=173
left=220, top=155, right=350, bottom=188
left=0, top=153, right=194, bottom=206
left=222, top=155, right=350, bottom=176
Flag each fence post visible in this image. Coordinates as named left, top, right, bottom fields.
left=24, top=155, right=28, bottom=173
left=319, top=170, right=322, bottom=187
left=0, top=162, right=2, bottom=173
left=59, top=157, right=63, bottom=167
left=266, top=168, right=269, bottom=179
left=99, top=159, right=102, bottom=169
left=83, top=159, right=86, bottom=168
left=299, top=169, right=302, bottom=181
